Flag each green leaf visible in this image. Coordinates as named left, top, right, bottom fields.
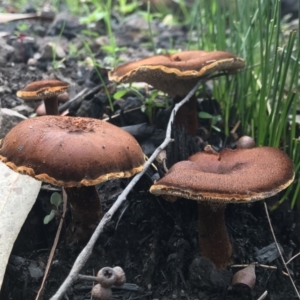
left=43, top=210, right=56, bottom=225
left=113, top=90, right=128, bottom=100
left=50, top=192, right=62, bottom=208
left=199, top=111, right=213, bottom=119
left=212, top=125, right=221, bottom=132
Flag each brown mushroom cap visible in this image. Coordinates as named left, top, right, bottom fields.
left=109, top=51, right=245, bottom=97
left=0, top=116, right=145, bottom=187
left=150, top=147, right=294, bottom=202
left=16, top=79, right=69, bottom=100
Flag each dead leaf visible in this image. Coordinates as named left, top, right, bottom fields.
left=0, top=162, right=41, bottom=291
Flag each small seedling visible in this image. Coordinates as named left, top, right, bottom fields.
left=141, top=90, right=166, bottom=124
left=199, top=111, right=222, bottom=132
left=43, top=192, right=62, bottom=225
left=118, top=0, right=140, bottom=15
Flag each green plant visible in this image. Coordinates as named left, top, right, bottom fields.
left=141, top=90, right=167, bottom=124
left=15, top=22, right=29, bottom=33
left=117, top=0, right=140, bottom=15
left=199, top=111, right=222, bottom=133
left=113, top=86, right=167, bottom=124
left=83, top=42, right=114, bottom=111
left=50, top=20, right=66, bottom=70
left=80, top=0, right=117, bottom=66
left=44, top=192, right=62, bottom=225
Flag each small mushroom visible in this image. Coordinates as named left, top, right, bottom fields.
left=97, top=267, right=117, bottom=288
left=150, top=146, right=294, bottom=268
left=92, top=284, right=112, bottom=300
left=17, top=79, right=69, bottom=115
left=109, top=51, right=245, bottom=135
left=236, top=135, right=256, bottom=149
left=0, top=116, right=145, bottom=242
left=232, top=264, right=256, bottom=292
left=113, top=266, right=126, bottom=286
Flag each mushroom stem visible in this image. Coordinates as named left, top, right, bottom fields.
left=173, top=95, right=198, bottom=135
left=197, top=202, right=232, bottom=269
left=44, top=96, right=59, bottom=115
left=64, top=186, right=103, bottom=241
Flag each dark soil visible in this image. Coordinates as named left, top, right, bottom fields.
left=0, top=4, right=300, bottom=300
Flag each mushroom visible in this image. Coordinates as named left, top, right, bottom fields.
left=97, top=267, right=117, bottom=288
left=236, top=135, right=256, bottom=149
left=0, top=115, right=145, bottom=241
left=92, top=284, right=112, bottom=300
left=17, top=79, right=69, bottom=115
left=109, top=50, right=245, bottom=135
left=150, top=146, right=294, bottom=268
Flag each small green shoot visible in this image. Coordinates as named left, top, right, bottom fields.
left=117, top=0, right=140, bottom=14
left=43, top=192, right=62, bottom=225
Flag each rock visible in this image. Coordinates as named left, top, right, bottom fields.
left=47, top=12, right=84, bottom=39
left=10, top=36, right=36, bottom=63
left=255, top=242, right=283, bottom=263
left=7, top=255, right=44, bottom=282
left=189, top=257, right=232, bottom=292
left=12, top=104, right=34, bottom=117
left=0, top=38, right=14, bottom=66
left=0, top=108, right=27, bottom=138
left=39, top=42, right=66, bottom=61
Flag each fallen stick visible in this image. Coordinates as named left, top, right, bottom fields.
left=50, top=79, right=204, bottom=300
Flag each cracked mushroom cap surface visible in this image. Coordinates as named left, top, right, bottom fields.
left=109, top=50, right=245, bottom=97
left=16, top=79, right=69, bottom=100
left=150, top=147, right=294, bottom=203
left=0, top=116, right=145, bottom=187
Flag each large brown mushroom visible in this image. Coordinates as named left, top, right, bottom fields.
left=109, top=50, right=245, bottom=135
left=17, top=79, right=69, bottom=115
left=150, top=146, right=294, bottom=268
left=0, top=116, right=145, bottom=241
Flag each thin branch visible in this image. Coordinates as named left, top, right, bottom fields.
left=50, top=79, right=204, bottom=300
left=257, top=290, right=268, bottom=300
left=264, top=202, right=300, bottom=299
left=231, top=263, right=288, bottom=276
left=286, top=252, right=300, bottom=265
left=58, top=83, right=106, bottom=114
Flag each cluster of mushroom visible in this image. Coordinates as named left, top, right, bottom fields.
left=108, top=51, right=295, bottom=269
left=0, top=49, right=295, bottom=271
left=92, top=266, right=126, bottom=300
left=1, top=79, right=146, bottom=242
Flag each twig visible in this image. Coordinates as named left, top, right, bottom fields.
left=257, top=290, right=268, bottom=300
left=264, top=202, right=300, bottom=299
left=35, top=190, right=67, bottom=300
left=286, top=252, right=300, bottom=265
left=231, top=263, right=288, bottom=276
left=58, top=83, right=106, bottom=114
left=49, top=79, right=204, bottom=300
